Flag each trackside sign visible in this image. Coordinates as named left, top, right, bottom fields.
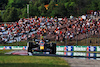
left=56, top=52, right=64, bottom=55
left=73, top=46, right=87, bottom=51
left=5, top=46, right=11, bottom=50
left=11, top=46, right=25, bottom=50
left=56, top=46, right=73, bottom=51
left=73, top=52, right=86, bottom=56
left=56, top=46, right=97, bottom=52
left=96, top=46, right=100, bottom=51
left=0, top=46, right=4, bottom=50
left=56, top=46, right=64, bottom=51
left=64, top=46, right=73, bottom=51
left=88, top=46, right=96, bottom=51
left=1, top=46, right=100, bottom=52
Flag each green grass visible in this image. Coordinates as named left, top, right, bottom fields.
left=0, top=41, right=27, bottom=46
left=0, top=50, right=12, bottom=56
left=0, top=50, right=70, bottom=67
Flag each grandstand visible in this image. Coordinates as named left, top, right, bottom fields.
left=0, top=15, right=100, bottom=46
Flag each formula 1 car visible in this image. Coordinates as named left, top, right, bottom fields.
left=27, top=39, right=56, bottom=55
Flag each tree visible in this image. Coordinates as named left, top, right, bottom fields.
left=58, top=0, right=68, bottom=3
left=0, top=15, right=2, bottom=22
left=47, top=1, right=56, bottom=17
left=40, top=0, right=50, bottom=5
left=2, top=0, right=100, bottom=18
left=98, top=2, right=100, bottom=10
left=18, top=8, right=27, bottom=18
left=73, top=0, right=90, bottom=15
left=0, top=0, right=8, bottom=10
left=87, top=0, right=100, bottom=11
left=57, top=3, right=67, bottom=17
left=6, top=0, right=29, bottom=9
left=64, top=1, right=77, bottom=16
left=50, top=3, right=67, bottom=17
left=34, top=0, right=41, bottom=7
left=38, top=4, right=47, bottom=16
left=29, top=3, right=40, bottom=17
left=2, top=7, right=19, bottom=22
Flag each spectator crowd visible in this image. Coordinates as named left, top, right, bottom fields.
left=0, top=15, right=100, bottom=44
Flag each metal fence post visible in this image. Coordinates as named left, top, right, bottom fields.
left=65, top=32, right=67, bottom=45
left=27, top=4, right=29, bottom=18
left=98, top=26, right=100, bottom=45
left=87, top=29, right=88, bottom=45
left=75, top=28, right=78, bottom=45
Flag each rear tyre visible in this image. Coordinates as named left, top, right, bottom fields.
left=28, top=42, right=38, bottom=48
left=28, top=47, right=32, bottom=53
left=27, top=42, right=37, bottom=55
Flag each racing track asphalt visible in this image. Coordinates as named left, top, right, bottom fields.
left=63, top=57, right=100, bottom=67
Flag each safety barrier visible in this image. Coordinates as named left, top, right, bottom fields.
left=56, top=52, right=96, bottom=57
left=56, top=52, right=100, bottom=60
left=0, top=46, right=100, bottom=52
left=56, top=46, right=99, bottom=52
left=0, top=46, right=27, bottom=50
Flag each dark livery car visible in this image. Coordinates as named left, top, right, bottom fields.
left=27, top=39, right=56, bottom=55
